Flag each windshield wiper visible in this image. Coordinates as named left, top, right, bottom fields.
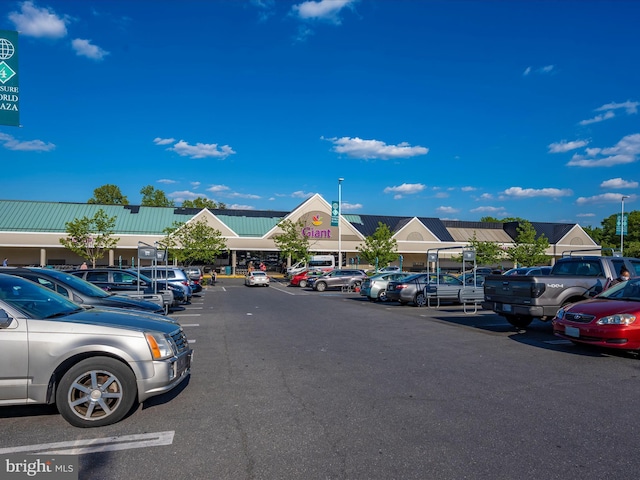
left=45, top=308, right=83, bottom=319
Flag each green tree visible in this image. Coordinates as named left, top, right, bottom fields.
left=273, top=219, right=310, bottom=264
left=163, top=219, right=227, bottom=265
left=592, top=210, right=640, bottom=258
left=87, top=184, right=129, bottom=205
left=182, top=197, right=227, bottom=209
left=356, top=222, right=398, bottom=270
left=59, top=209, right=120, bottom=268
left=454, top=232, right=505, bottom=267
left=504, top=221, right=550, bottom=267
left=140, top=185, right=175, bottom=207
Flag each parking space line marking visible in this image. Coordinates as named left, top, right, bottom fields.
left=180, top=323, right=200, bottom=327
left=0, top=431, right=175, bottom=456
left=271, top=286, right=296, bottom=295
left=170, top=314, right=201, bottom=317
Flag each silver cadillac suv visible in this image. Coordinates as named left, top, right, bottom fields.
left=0, top=273, right=193, bottom=428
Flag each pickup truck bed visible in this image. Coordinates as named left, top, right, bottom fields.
left=482, top=255, right=640, bottom=328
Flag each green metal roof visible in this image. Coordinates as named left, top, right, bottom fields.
left=0, top=200, right=289, bottom=238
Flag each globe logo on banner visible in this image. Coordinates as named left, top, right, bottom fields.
left=0, top=38, right=15, bottom=59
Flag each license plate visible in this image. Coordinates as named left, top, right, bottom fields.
left=176, top=352, right=192, bottom=374
left=503, top=304, right=512, bottom=313
left=565, top=326, right=580, bottom=338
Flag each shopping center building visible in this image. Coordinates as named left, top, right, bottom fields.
left=0, top=194, right=598, bottom=273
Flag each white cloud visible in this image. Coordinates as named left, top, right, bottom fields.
left=479, top=193, right=493, bottom=200
left=600, top=178, right=638, bottom=189
left=461, top=186, right=476, bottom=192
left=291, top=190, right=315, bottom=198
left=153, top=137, right=176, bottom=145
left=383, top=183, right=426, bottom=198
left=437, top=206, right=459, bottom=214
left=168, top=140, right=236, bottom=159
left=0, top=133, right=55, bottom=152
left=291, top=0, right=355, bottom=23
left=325, top=136, right=428, bottom=160
left=342, top=202, right=362, bottom=211
left=576, top=193, right=636, bottom=205
left=206, top=185, right=231, bottom=193
left=576, top=213, right=596, bottom=218
left=579, top=110, right=615, bottom=126
left=548, top=139, right=589, bottom=153
left=596, top=100, right=639, bottom=115
left=8, top=1, right=68, bottom=38
left=71, top=38, right=109, bottom=60
left=579, top=100, right=638, bottom=125
left=191, top=181, right=201, bottom=189
left=470, top=206, right=506, bottom=214
left=502, top=187, right=573, bottom=198
left=567, top=133, right=640, bottom=167
left=228, top=192, right=261, bottom=200
left=434, top=192, right=449, bottom=199
left=523, top=65, right=555, bottom=76
left=229, top=204, right=256, bottom=210
left=167, top=190, right=202, bottom=202
left=157, top=179, right=176, bottom=184
left=250, top=0, right=275, bottom=21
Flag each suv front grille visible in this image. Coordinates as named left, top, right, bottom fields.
left=171, top=328, right=190, bottom=353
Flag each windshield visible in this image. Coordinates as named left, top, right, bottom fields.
left=600, top=278, right=640, bottom=301
left=0, top=274, right=82, bottom=319
left=31, top=268, right=110, bottom=298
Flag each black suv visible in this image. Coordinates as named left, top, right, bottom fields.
left=70, top=268, right=184, bottom=307
left=307, top=269, right=368, bottom=292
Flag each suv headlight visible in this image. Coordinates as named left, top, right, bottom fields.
left=145, top=332, right=176, bottom=359
left=597, top=314, right=636, bottom=326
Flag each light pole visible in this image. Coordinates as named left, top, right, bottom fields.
left=338, top=178, right=344, bottom=269
left=621, top=195, right=630, bottom=255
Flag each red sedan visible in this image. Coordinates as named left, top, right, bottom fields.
left=289, top=270, right=323, bottom=288
left=553, top=277, right=640, bottom=352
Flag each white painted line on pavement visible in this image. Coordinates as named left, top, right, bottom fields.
left=170, top=314, right=201, bottom=317
left=271, top=285, right=296, bottom=295
left=0, top=431, right=175, bottom=456
left=180, top=323, right=200, bottom=327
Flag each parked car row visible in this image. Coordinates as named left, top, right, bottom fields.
left=0, top=269, right=193, bottom=428
left=287, top=264, right=640, bottom=358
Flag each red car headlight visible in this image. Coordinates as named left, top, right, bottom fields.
left=596, top=314, right=636, bottom=325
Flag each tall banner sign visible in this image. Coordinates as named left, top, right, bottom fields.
left=0, top=30, right=19, bottom=127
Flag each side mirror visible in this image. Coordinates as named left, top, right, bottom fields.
left=0, top=309, right=13, bottom=328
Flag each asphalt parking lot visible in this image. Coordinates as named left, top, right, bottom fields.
left=2, top=278, right=640, bottom=480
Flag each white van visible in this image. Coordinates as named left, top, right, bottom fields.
left=287, top=255, right=335, bottom=277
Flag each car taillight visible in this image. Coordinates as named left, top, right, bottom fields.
left=531, top=283, right=545, bottom=298
left=396, top=284, right=408, bottom=290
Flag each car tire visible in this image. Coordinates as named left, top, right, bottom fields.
left=504, top=314, right=533, bottom=329
left=414, top=292, right=427, bottom=307
left=299, top=280, right=307, bottom=288
left=377, top=290, right=388, bottom=302
left=56, top=357, right=137, bottom=428
left=316, top=282, right=327, bottom=292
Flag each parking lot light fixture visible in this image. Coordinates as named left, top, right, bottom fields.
left=338, top=178, right=344, bottom=269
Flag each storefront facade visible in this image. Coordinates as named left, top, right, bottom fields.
left=0, top=194, right=598, bottom=272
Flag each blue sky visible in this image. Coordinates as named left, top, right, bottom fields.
left=1, top=0, right=638, bottom=227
